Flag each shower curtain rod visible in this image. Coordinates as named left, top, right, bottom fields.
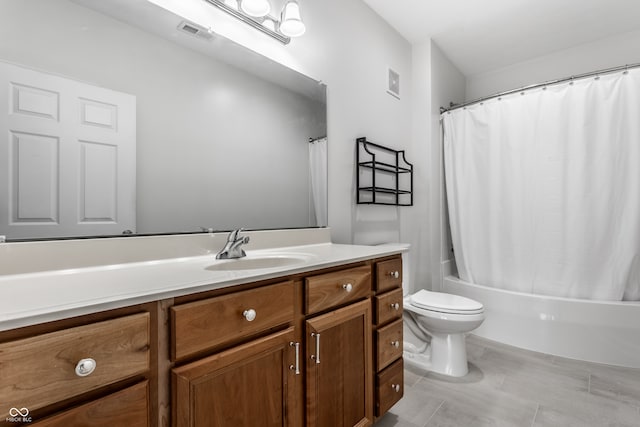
left=440, top=62, right=640, bottom=114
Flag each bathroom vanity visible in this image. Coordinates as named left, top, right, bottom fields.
left=0, top=229, right=405, bottom=426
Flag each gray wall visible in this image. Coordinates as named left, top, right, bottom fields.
left=466, top=28, right=640, bottom=100
left=429, top=41, right=466, bottom=291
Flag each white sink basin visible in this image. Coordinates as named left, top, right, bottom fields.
left=205, top=253, right=312, bottom=271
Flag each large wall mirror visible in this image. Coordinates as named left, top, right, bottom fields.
left=0, top=0, right=327, bottom=241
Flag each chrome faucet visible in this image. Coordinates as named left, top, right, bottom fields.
left=216, top=228, right=250, bottom=259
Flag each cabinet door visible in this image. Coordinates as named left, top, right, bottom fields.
left=306, top=299, right=373, bottom=427
left=172, top=327, right=298, bottom=427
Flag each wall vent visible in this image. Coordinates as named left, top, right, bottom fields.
left=177, top=20, right=214, bottom=40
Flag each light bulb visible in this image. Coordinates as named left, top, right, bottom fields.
left=240, top=0, right=271, bottom=17
left=262, top=18, right=276, bottom=31
left=280, top=0, right=305, bottom=37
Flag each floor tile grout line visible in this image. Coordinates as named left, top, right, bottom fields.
left=422, top=400, right=445, bottom=427
left=530, top=403, right=540, bottom=427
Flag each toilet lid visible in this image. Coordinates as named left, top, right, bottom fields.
left=409, top=290, right=483, bottom=314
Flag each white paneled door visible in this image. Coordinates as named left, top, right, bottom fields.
left=0, top=61, right=136, bottom=239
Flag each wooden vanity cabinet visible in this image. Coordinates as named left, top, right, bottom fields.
left=169, top=257, right=403, bottom=426
left=169, top=281, right=300, bottom=427
left=303, top=265, right=374, bottom=426
left=372, top=255, right=404, bottom=418
left=0, top=253, right=405, bottom=427
left=0, top=305, right=155, bottom=427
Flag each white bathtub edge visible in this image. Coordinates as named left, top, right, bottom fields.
left=443, top=275, right=640, bottom=369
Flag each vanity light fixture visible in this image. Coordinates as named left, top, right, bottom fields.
left=203, top=0, right=306, bottom=44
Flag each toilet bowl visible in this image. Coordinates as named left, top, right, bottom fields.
left=403, top=289, right=484, bottom=377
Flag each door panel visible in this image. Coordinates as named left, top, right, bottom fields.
left=172, top=327, right=296, bottom=427
left=11, top=131, right=59, bottom=222
left=0, top=61, right=136, bottom=239
left=306, top=299, right=373, bottom=427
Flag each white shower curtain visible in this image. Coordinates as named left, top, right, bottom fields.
left=443, top=68, right=640, bottom=301
left=309, top=138, right=328, bottom=226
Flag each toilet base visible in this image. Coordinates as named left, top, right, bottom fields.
left=430, top=332, right=469, bottom=377
left=403, top=332, right=469, bottom=377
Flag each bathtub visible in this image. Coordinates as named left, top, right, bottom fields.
left=443, top=275, right=640, bottom=368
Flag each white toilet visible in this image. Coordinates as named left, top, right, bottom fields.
left=374, top=243, right=484, bottom=377
left=403, top=290, right=484, bottom=377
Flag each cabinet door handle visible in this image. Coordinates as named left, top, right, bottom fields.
left=390, top=302, right=400, bottom=311
left=242, top=309, right=257, bottom=322
left=75, top=358, right=97, bottom=377
left=289, top=342, right=300, bottom=375
left=391, top=340, right=400, bottom=348
left=310, top=332, right=321, bottom=364
left=388, top=271, right=399, bottom=279
left=391, top=384, right=401, bottom=392
left=342, top=283, right=353, bottom=292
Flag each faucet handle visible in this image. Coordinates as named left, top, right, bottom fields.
left=228, top=228, right=244, bottom=241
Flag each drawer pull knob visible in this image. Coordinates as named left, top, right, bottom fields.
left=388, top=271, right=399, bottom=279
left=242, top=309, right=257, bottom=322
left=390, top=303, right=400, bottom=310
left=342, top=283, right=353, bottom=292
left=75, top=358, right=96, bottom=377
left=391, top=340, right=400, bottom=348
left=391, top=384, right=401, bottom=392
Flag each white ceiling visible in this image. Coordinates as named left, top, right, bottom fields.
left=362, top=0, right=640, bottom=76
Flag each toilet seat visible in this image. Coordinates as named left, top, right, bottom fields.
left=409, top=290, right=484, bottom=315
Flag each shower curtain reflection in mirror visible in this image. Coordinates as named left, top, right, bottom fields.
left=309, top=137, right=328, bottom=226
left=443, top=68, right=640, bottom=301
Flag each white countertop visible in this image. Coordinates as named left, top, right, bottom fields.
left=0, top=241, right=407, bottom=331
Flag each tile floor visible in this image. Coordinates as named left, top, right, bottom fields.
left=376, top=335, right=640, bottom=427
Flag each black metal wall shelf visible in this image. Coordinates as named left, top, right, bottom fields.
left=356, top=137, right=413, bottom=206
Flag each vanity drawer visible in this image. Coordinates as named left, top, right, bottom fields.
left=376, top=257, right=402, bottom=293
left=32, top=381, right=149, bottom=427
left=376, top=358, right=404, bottom=417
left=305, top=265, right=371, bottom=315
left=0, top=313, right=150, bottom=419
left=171, top=280, right=294, bottom=361
left=376, top=318, right=403, bottom=371
left=375, top=288, right=403, bottom=325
